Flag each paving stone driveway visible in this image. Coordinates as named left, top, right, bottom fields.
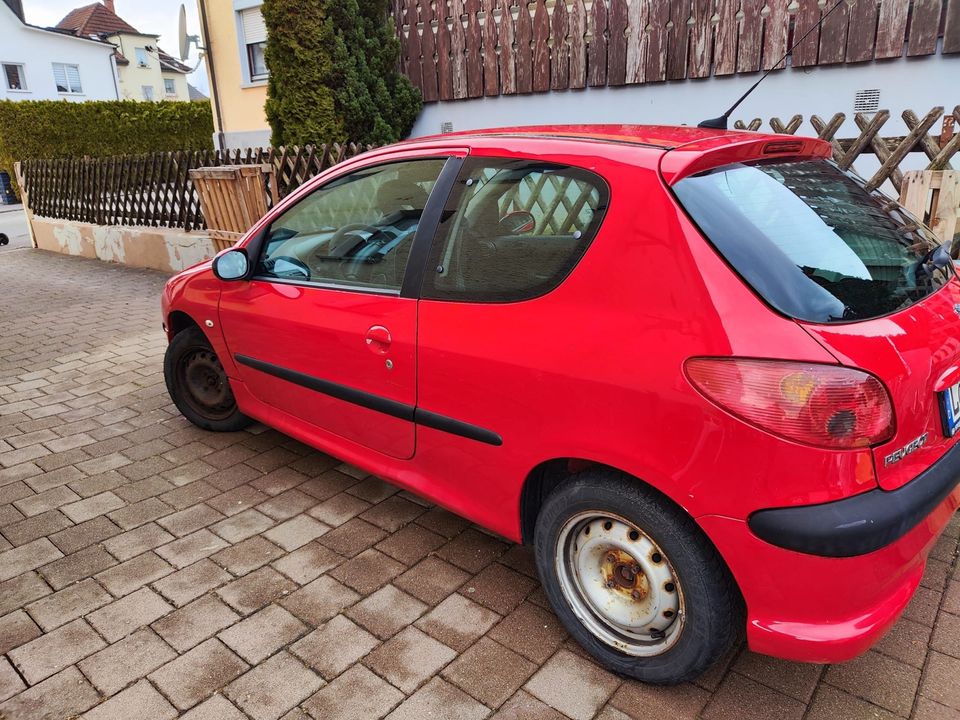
left=0, top=248, right=958, bottom=720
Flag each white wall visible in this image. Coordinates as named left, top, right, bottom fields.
left=411, top=49, right=958, bottom=185
left=0, top=3, right=118, bottom=102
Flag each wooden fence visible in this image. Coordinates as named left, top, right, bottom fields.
left=18, top=106, right=960, bottom=235
left=733, top=105, right=960, bottom=195
left=393, top=0, right=960, bottom=102
left=19, top=143, right=372, bottom=233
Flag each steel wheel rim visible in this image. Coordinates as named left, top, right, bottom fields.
left=555, top=511, right=684, bottom=657
left=177, top=348, right=235, bottom=421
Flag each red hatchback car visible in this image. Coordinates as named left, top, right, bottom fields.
left=162, top=125, right=960, bottom=683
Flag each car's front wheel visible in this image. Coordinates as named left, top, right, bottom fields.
left=163, top=326, right=251, bottom=432
left=534, top=469, right=743, bottom=684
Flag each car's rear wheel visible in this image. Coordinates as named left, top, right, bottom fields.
left=534, top=469, right=743, bottom=684
left=164, top=326, right=251, bottom=432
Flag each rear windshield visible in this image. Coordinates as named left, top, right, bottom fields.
left=673, top=159, right=953, bottom=323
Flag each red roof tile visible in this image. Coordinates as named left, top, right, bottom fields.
left=56, top=2, right=141, bottom=37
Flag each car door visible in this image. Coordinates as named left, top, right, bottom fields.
left=217, top=153, right=460, bottom=459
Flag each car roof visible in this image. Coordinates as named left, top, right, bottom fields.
left=405, top=124, right=770, bottom=151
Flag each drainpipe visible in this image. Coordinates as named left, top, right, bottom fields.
left=197, top=0, right=226, bottom=150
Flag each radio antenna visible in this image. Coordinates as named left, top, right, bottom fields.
left=697, top=0, right=847, bottom=130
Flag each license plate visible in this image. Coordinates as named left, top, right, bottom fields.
left=940, top=382, right=960, bottom=437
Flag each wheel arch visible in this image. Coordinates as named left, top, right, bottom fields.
left=519, top=458, right=695, bottom=545
left=166, top=309, right=201, bottom=341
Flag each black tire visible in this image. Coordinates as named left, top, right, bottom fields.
left=163, top=326, right=252, bottom=432
left=534, top=469, right=744, bottom=684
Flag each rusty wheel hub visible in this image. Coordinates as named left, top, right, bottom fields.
left=556, top=512, right=684, bottom=657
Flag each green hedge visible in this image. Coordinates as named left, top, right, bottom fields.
left=0, top=100, right=214, bottom=183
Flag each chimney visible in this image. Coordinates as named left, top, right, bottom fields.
left=103, top=0, right=115, bottom=12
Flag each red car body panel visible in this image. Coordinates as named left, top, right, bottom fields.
left=161, top=125, right=959, bottom=665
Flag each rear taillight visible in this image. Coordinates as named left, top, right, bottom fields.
left=685, top=358, right=895, bottom=449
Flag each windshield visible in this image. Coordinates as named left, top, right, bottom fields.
left=674, top=159, right=953, bottom=323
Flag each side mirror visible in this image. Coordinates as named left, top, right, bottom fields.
left=212, top=249, right=249, bottom=281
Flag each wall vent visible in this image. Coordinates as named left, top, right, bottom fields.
left=440, top=121, right=454, bottom=134
left=853, top=89, right=880, bottom=113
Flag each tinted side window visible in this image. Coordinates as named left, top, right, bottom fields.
left=422, top=158, right=609, bottom=302
left=256, top=158, right=447, bottom=291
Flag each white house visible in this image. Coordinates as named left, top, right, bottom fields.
left=0, top=0, right=119, bottom=102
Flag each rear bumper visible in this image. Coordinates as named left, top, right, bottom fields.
left=748, top=440, right=960, bottom=557
left=699, top=477, right=960, bottom=663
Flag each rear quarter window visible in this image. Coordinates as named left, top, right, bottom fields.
left=673, top=159, right=953, bottom=323
left=422, top=158, right=610, bottom=302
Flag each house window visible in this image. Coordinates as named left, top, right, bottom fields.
left=164, top=78, right=176, bottom=95
left=52, top=63, right=82, bottom=94
left=2, top=63, right=26, bottom=91
left=135, top=47, right=149, bottom=67
left=239, top=6, right=268, bottom=82
left=142, top=85, right=154, bottom=101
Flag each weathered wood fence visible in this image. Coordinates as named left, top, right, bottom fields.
left=19, top=143, right=373, bottom=233
left=734, top=105, right=960, bottom=194
left=393, top=0, right=960, bottom=102
left=18, top=106, right=960, bottom=236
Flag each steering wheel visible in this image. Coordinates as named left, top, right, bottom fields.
left=262, top=255, right=310, bottom=280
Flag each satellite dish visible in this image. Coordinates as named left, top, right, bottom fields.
left=178, top=4, right=202, bottom=62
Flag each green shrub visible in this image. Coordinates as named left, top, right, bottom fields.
left=0, top=99, right=213, bottom=182
left=262, top=0, right=422, bottom=147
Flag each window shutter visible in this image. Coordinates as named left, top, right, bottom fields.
left=240, top=7, right=267, bottom=45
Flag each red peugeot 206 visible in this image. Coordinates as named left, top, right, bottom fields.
left=161, top=126, right=960, bottom=683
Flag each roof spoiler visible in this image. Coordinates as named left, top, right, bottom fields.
left=659, top=135, right=832, bottom=186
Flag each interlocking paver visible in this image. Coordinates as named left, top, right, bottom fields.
left=94, top=550, right=172, bottom=596
left=0, top=538, right=63, bottom=580
left=78, top=627, right=177, bottom=696
left=364, top=626, right=457, bottom=693
left=0, top=657, right=25, bottom=703
left=384, top=676, right=489, bottom=720
left=9, top=617, right=105, bottom=684
left=102, top=521, right=175, bottom=560
left=152, top=594, right=241, bottom=652
left=82, top=679, right=178, bottom=720
left=39, top=543, right=115, bottom=588
left=443, top=636, right=537, bottom=707
left=0, top=251, right=957, bottom=720
left=47, top=514, right=120, bottom=553
left=525, top=649, right=621, bottom=720
left=303, top=664, right=403, bottom=720
left=226, top=650, right=323, bottom=720
left=0, top=609, right=41, bottom=655
left=0, top=666, right=100, bottom=720
left=416, top=592, right=501, bottom=652
left=217, top=565, right=297, bottom=615
left=149, top=637, right=249, bottom=710
left=87, top=586, right=173, bottom=642
left=824, top=649, right=922, bottom=716
left=291, top=614, right=379, bottom=680
left=271, top=540, right=343, bottom=584
left=179, top=694, right=249, bottom=720
left=154, top=558, right=233, bottom=606
left=218, top=603, right=308, bottom=664
left=25, top=577, right=111, bottom=630
left=346, top=583, right=427, bottom=639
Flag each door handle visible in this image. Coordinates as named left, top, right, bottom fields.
left=365, top=325, right=392, bottom=355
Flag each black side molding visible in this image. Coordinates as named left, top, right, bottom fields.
left=234, top=354, right=502, bottom=446
left=748, top=440, right=960, bottom=557
left=235, top=354, right=414, bottom=421
left=417, top=408, right=503, bottom=446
